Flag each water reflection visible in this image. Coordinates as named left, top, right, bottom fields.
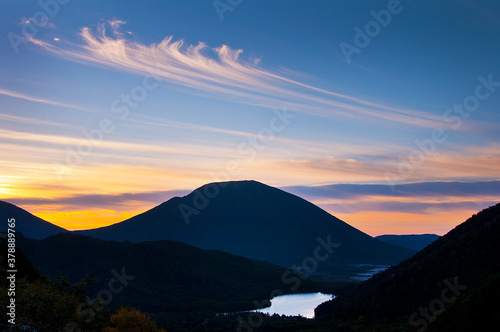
left=251, top=292, right=334, bottom=318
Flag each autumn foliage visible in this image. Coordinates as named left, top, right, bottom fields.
left=102, top=307, right=166, bottom=332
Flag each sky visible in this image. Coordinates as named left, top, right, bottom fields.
left=1, top=0, right=499, bottom=235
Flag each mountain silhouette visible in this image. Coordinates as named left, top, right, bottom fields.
left=315, top=203, right=500, bottom=331
left=375, top=233, right=440, bottom=251
left=77, top=180, right=414, bottom=269
left=0, top=200, right=67, bottom=239
left=15, top=232, right=321, bottom=328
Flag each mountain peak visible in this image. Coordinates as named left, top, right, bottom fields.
left=0, top=200, right=67, bottom=239
left=192, top=179, right=269, bottom=193
left=77, top=180, right=414, bottom=269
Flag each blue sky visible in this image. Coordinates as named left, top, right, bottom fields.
left=1, top=0, right=499, bottom=234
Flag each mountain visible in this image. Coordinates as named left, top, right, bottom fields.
left=15, top=232, right=322, bottom=329
left=0, top=235, right=43, bottom=282
left=426, top=271, right=500, bottom=332
left=315, top=203, right=500, bottom=331
left=0, top=200, right=67, bottom=239
left=375, top=233, right=440, bottom=251
left=76, top=180, right=415, bottom=270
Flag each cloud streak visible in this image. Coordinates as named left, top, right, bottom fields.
left=321, top=200, right=499, bottom=215
left=26, top=20, right=447, bottom=128
left=271, top=147, right=500, bottom=184
left=4, top=189, right=191, bottom=209
left=282, top=180, right=500, bottom=219
left=0, top=87, right=91, bottom=112
left=283, top=180, right=500, bottom=200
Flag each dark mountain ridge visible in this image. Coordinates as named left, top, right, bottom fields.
left=76, top=180, right=415, bottom=269
left=0, top=200, right=67, bottom=239
left=15, top=232, right=322, bottom=329
left=315, top=203, right=500, bottom=331
left=375, top=233, right=440, bottom=251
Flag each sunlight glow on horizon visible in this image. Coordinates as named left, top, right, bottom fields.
left=22, top=202, right=483, bottom=236
left=4, top=181, right=497, bottom=235
left=1, top=1, right=499, bottom=236
left=33, top=209, right=145, bottom=231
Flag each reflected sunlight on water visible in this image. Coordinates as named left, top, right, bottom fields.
left=251, top=292, right=335, bottom=318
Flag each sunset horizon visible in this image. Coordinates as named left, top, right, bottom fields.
left=2, top=1, right=500, bottom=330
left=2, top=1, right=499, bottom=238
left=2, top=178, right=498, bottom=237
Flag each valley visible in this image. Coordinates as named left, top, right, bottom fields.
left=2, top=181, right=498, bottom=330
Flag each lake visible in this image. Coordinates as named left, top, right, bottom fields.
left=250, top=292, right=335, bottom=318
left=350, top=264, right=390, bottom=282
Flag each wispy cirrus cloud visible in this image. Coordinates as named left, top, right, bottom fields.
left=108, top=19, right=127, bottom=36
left=0, top=113, right=74, bottom=128
left=269, top=145, right=500, bottom=185
left=0, top=87, right=91, bottom=112
left=4, top=189, right=191, bottom=209
left=25, top=20, right=447, bottom=128
left=283, top=180, right=500, bottom=200
left=280, top=180, right=499, bottom=236
left=321, top=200, right=499, bottom=215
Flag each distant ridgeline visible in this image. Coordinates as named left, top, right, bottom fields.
left=0, top=201, right=67, bottom=239
left=375, top=234, right=440, bottom=251
left=316, top=203, right=500, bottom=331
left=14, top=231, right=326, bottom=329
left=76, top=180, right=415, bottom=270
left=2, top=184, right=498, bottom=330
